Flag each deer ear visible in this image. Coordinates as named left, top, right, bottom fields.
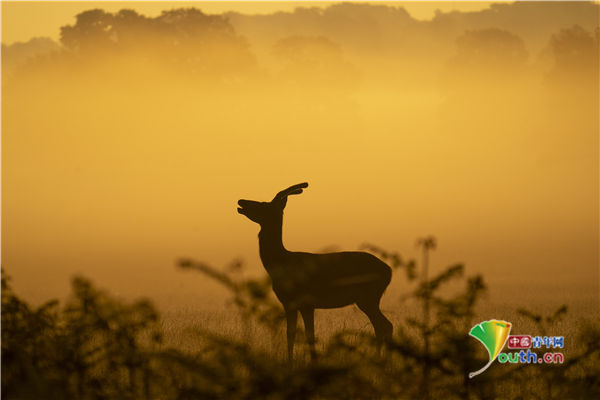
left=274, top=196, right=288, bottom=208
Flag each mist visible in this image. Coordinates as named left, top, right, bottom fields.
left=2, top=2, right=598, bottom=311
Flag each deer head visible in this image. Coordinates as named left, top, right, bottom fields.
left=237, top=182, right=308, bottom=226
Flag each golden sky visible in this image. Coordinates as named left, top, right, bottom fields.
left=1, top=1, right=497, bottom=44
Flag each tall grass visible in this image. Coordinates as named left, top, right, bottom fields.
left=2, top=240, right=599, bottom=399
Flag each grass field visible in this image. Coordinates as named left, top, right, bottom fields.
left=2, top=258, right=598, bottom=399
left=159, top=290, right=598, bottom=360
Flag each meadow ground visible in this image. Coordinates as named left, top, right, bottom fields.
left=159, top=279, right=598, bottom=366
left=3, top=266, right=599, bottom=399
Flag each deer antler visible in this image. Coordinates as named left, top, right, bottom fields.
left=273, top=182, right=308, bottom=201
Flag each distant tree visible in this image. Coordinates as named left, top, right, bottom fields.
left=60, top=9, right=117, bottom=52
left=273, top=36, right=359, bottom=91
left=60, top=8, right=235, bottom=52
left=275, top=36, right=342, bottom=68
left=455, top=29, right=527, bottom=68
left=1, top=37, right=61, bottom=76
left=57, top=8, right=255, bottom=79
left=545, top=25, right=599, bottom=89
left=442, top=28, right=528, bottom=93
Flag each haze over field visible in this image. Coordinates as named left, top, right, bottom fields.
left=1, top=1, right=598, bottom=311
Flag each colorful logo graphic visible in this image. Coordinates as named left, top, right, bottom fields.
left=468, top=319, right=512, bottom=378
left=469, top=321, right=565, bottom=378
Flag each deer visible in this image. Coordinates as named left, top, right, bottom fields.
left=237, top=182, right=393, bottom=361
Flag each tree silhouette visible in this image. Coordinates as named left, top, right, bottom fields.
left=442, top=28, right=528, bottom=93
left=545, top=25, right=599, bottom=90
left=273, top=36, right=359, bottom=90
left=60, top=9, right=117, bottom=52
left=57, top=7, right=256, bottom=79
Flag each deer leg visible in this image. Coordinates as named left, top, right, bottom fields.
left=357, top=300, right=393, bottom=352
left=285, top=308, right=298, bottom=362
left=300, top=308, right=317, bottom=361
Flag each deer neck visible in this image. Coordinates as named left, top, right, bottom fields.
left=258, top=217, right=288, bottom=267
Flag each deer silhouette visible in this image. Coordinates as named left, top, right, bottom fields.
left=237, top=182, right=393, bottom=360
